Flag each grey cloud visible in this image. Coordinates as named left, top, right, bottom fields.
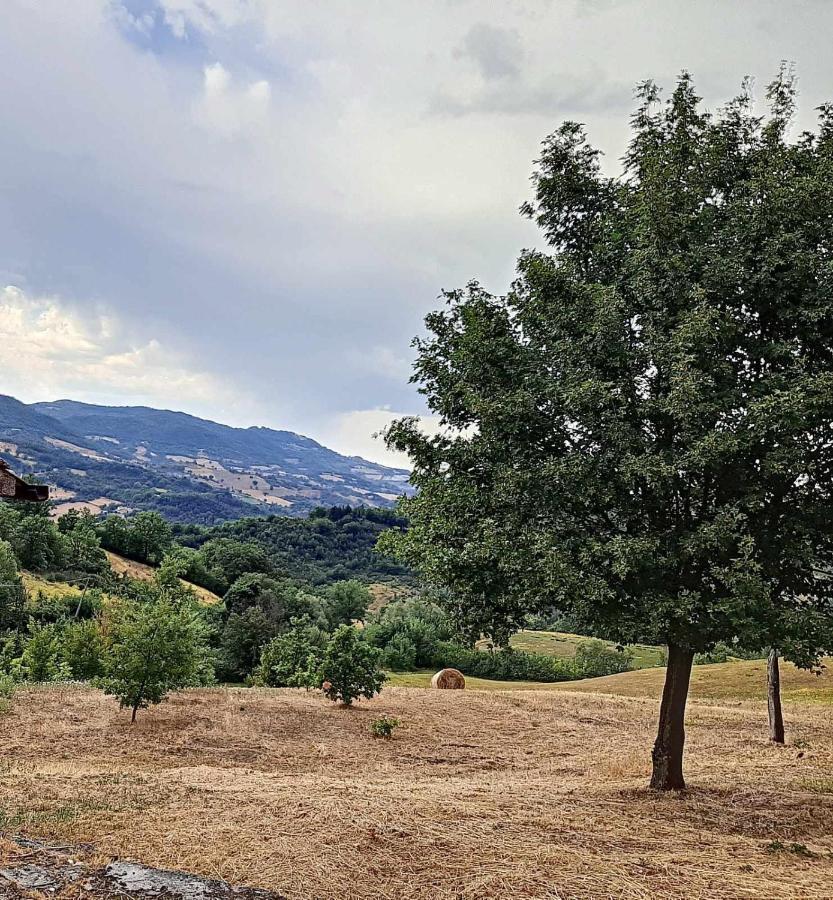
left=432, top=73, right=631, bottom=118
left=453, top=23, right=524, bottom=80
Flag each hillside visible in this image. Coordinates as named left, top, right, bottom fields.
left=0, top=395, right=410, bottom=523
left=174, top=506, right=413, bottom=587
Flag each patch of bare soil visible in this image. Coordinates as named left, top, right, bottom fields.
left=1, top=685, right=832, bottom=898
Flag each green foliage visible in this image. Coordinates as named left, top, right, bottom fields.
left=693, top=642, right=763, bottom=665
left=127, top=511, right=173, bottom=565
left=380, top=633, right=417, bottom=671
left=218, top=607, right=274, bottom=682
left=99, top=593, right=209, bottom=721
left=573, top=639, right=632, bottom=678
left=60, top=619, right=106, bottom=680
left=256, top=620, right=327, bottom=688
left=98, top=511, right=172, bottom=566
left=60, top=522, right=108, bottom=574
left=364, top=597, right=455, bottom=669
left=320, top=625, right=386, bottom=705
left=0, top=539, right=25, bottom=632
left=370, top=716, right=400, bottom=739
left=195, top=538, right=271, bottom=594
left=174, top=506, right=411, bottom=587
left=381, top=69, right=833, bottom=670
left=431, top=642, right=575, bottom=682
left=323, top=580, right=371, bottom=628
left=20, top=622, right=65, bottom=682
left=12, top=516, right=65, bottom=571
left=0, top=673, right=14, bottom=714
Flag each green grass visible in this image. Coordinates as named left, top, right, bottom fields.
left=549, top=657, right=833, bottom=703
left=386, top=657, right=833, bottom=703
left=507, top=630, right=666, bottom=669
left=385, top=671, right=560, bottom=691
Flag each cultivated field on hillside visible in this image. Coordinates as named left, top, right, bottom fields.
left=1, top=676, right=832, bottom=899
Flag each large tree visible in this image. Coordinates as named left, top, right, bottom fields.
left=381, top=69, right=833, bottom=790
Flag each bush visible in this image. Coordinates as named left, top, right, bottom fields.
left=429, top=641, right=576, bottom=682
left=256, top=621, right=327, bottom=688
left=380, top=633, right=417, bottom=671
left=365, top=596, right=455, bottom=670
left=60, top=619, right=106, bottom=680
left=694, top=642, right=763, bottom=665
left=573, top=639, right=632, bottom=677
left=0, top=673, right=14, bottom=714
left=20, top=622, right=66, bottom=682
left=370, top=716, right=400, bottom=739
left=320, top=625, right=386, bottom=705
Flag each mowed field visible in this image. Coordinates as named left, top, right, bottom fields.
left=2, top=665, right=833, bottom=899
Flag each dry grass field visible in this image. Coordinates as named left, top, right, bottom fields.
left=105, top=551, right=222, bottom=605
left=2, top=676, right=833, bottom=899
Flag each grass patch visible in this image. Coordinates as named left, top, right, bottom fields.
left=549, top=657, right=833, bottom=703
left=508, top=630, right=665, bottom=669
left=386, top=670, right=568, bottom=691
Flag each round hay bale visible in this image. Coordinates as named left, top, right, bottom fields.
left=431, top=668, right=465, bottom=690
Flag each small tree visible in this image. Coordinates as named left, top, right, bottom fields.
left=323, top=580, right=371, bottom=628
left=21, top=622, right=61, bottom=682
left=256, top=620, right=327, bottom=688
left=100, top=596, right=207, bottom=722
left=60, top=619, right=106, bottom=680
left=319, top=625, right=385, bottom=706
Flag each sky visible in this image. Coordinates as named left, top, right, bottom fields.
left=1, top=0, right=831, bottom=467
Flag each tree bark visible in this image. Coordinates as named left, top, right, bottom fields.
left=650, top=642, right=695, bottom=791
left=767, top=648, right=785, bottom=744
left=131, top=703, right=139, bottom=724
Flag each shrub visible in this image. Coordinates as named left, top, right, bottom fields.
left=218, top=607, right=274, bottom=682
left=20, top=622, right=65, bottom=682
left=320, top=625, right=386, bottom=705
left=365, top=596, right=455, bottom=670
left=370, top=716, right=400, bottom=739
left=573, top=639, right=632, bottom=678
left=60, top=619, right=106, bottom=680
left=380, top=633, right=417, bottom=671
left=256, top=621, right=327, bottom=688
left=430, top=641, right=575, bottom=683
left=0, top=673, right=14, bottom=714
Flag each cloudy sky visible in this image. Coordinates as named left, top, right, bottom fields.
left=1, top=0, right=830, bottom=465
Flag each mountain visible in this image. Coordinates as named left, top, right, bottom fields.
left=0, top=395, right=411, bottom=523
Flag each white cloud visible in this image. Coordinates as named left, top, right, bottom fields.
left=319, top=408, right=444, bottom=469
left=0, top=286, right=245, bottom=415
left=194, top=63, right=271, bottom=138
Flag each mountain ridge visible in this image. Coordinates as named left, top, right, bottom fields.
left=0, top=395, right=410, bottom=523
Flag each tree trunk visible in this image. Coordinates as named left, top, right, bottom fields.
left=131, top=703, right=139, bottom=724
left=650, top=643, right=695, bottom=791
left=767, top=648, right=785, bottom=744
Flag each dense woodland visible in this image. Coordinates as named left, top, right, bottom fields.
left=0, top=498, right=634, bottom=716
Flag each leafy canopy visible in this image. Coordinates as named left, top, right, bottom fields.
left=382, top=69, right=833, bottom=660
left=99, top=590, right=208, bottom=720
left=320, top=625, right=385, bottom=706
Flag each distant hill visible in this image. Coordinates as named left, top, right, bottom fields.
left=174, top=505, right=414, bottom=587
left=0, top=395, right=411, bottom=523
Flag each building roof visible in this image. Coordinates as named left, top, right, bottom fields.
left=0, top=459, right=49, bottom=502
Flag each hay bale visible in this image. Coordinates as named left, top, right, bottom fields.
left=431, top=668, right=465, bottom=690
